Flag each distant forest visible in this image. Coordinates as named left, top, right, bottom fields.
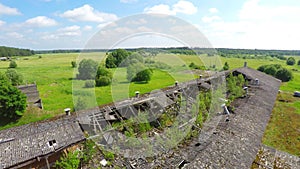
left=0, top=46, right=34, bottom=57
left=2, top=45, right=300, bottom=58
left=35, top=47, right=300, bottom=57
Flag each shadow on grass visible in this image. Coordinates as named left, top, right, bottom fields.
left=118, top=81, right=130, bottom=84
left=0, top=116, right=20, bottom=129
left=134, top=81, right=148, bottom=84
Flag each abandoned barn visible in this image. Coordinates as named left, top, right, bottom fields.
left=0, top=66, right=299, bottom=169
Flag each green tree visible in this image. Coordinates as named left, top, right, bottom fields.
left=134, top=69, right=152, bottom=82
left=286, top=57, right=296, bottom=65
left=275, top=68, right=293, bottom=82
left=9, top=60, right=17, bottom=68
left=223, top=62, right=229, bottom=70
left=0, top=73, right=27, bottom=119
left=298, top=60, right=300, bottom=65
left=77, top=59, right=98, bottom=80
left=5, top=69, right=23, bottom=86
left=95, top=66, right=112, bottom=87
left=105, top=49, right=130, bottom=68
left=127, top=63, right=152, bottom=82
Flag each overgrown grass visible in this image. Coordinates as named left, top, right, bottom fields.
left=262, top=92, right=300, bottom=156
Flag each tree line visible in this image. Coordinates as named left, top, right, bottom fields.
left=0, top=46, right=34, bottom=57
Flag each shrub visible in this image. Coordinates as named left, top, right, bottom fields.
left=189, top=62, right=206, bottom=70
left=286, top=57, right=296, bottom=65
left=9, top=60, right=17, bottom=68
left=298, top=60, right=300, bottom=65
left=275, top=68, right=293, bottom=82
left=71, top=61, right=77, bottom=68
left=96, top=76, right=111, bottom=86
left=84, top=80, right=95, bottom=88
left=55, top=151, right=80, bottom=169
left=258, top=64, right=293, bottom=82
left=223, top=62, right=229, bottom=70
left=5, top=69, right=23, bottom=86
left=264, top=65, right=277, bottom=76
left=134, top=69, right=152, bottom=82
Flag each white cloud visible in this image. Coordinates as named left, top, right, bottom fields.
left=144, top=0, right=197, bottom=15
left=6, top=32, right=24, bottom=39
left=41, top=25, right=82, bottom=40
left=173, top=0, right=197, bottom=15
left=120, top=0, right=137, bottom=3
left=24, top=16, right=58, bottom=27
left=0, top=3, right=21, bottom=15
left=202, top=16, right=221, bottom=23
left=144, top=4, right=175, bottom=15
left=83, top=25, right=93, bottom=31
left=60, top=4, right=118, bottom=23
left=209, top=8, right=218, bottom=14
left=0, top=20, right=5, bottom=27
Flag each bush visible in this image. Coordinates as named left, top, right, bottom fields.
left=38, top=55, right=42, bottom=59
left=55, top=151, right=80, bottom=169
left=9, top=60, right=17, bottom=68
left=71, top=61, right=77, bottom=68
left=257, top=65, right=267, bottom=72
left=258, top=64, right=293, bottom=82
left=298, top=60, right=300, bottom=65
left=275, top=68, right=293, bottom=82
left=96, top=76, right=111, bottom=86
left=84, top=80, right=95, bottom=88
left=134, top=69, right=152, bottom=82
left=189, top=62, right=206, bottom=70
left=5, top=69, right=23, bottom=86
left=95, top=66, right=112, bottom=87
left=223, top=62, right=229, bottom=70
left=286, top=57, right=296, bottom=65
left=264, top=65, right=277, bottom=76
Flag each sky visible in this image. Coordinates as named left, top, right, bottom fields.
left=0, top=0, right=300, bottom=50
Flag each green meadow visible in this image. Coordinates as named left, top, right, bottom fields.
left=0, top=52, right=299, bottom=156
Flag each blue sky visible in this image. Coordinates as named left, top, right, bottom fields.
left=0, top=0, right=299, bottom=50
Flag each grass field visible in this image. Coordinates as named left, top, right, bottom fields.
left=0, top=52, right=300, bottom=156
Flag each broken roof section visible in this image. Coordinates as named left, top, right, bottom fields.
left=17, top=84, right=43, bottom=109
left=0, top=116, right=85, bottom=169
left=185, top=67, right=282, bottom=168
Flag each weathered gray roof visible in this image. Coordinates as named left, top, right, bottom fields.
left=252, top=145, right=299, bottom=169
left=17, top=84, right=40, bottom=103
left=0, top=116, right=85, bottom=169
left=185, top=67, right=282, bottom=168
